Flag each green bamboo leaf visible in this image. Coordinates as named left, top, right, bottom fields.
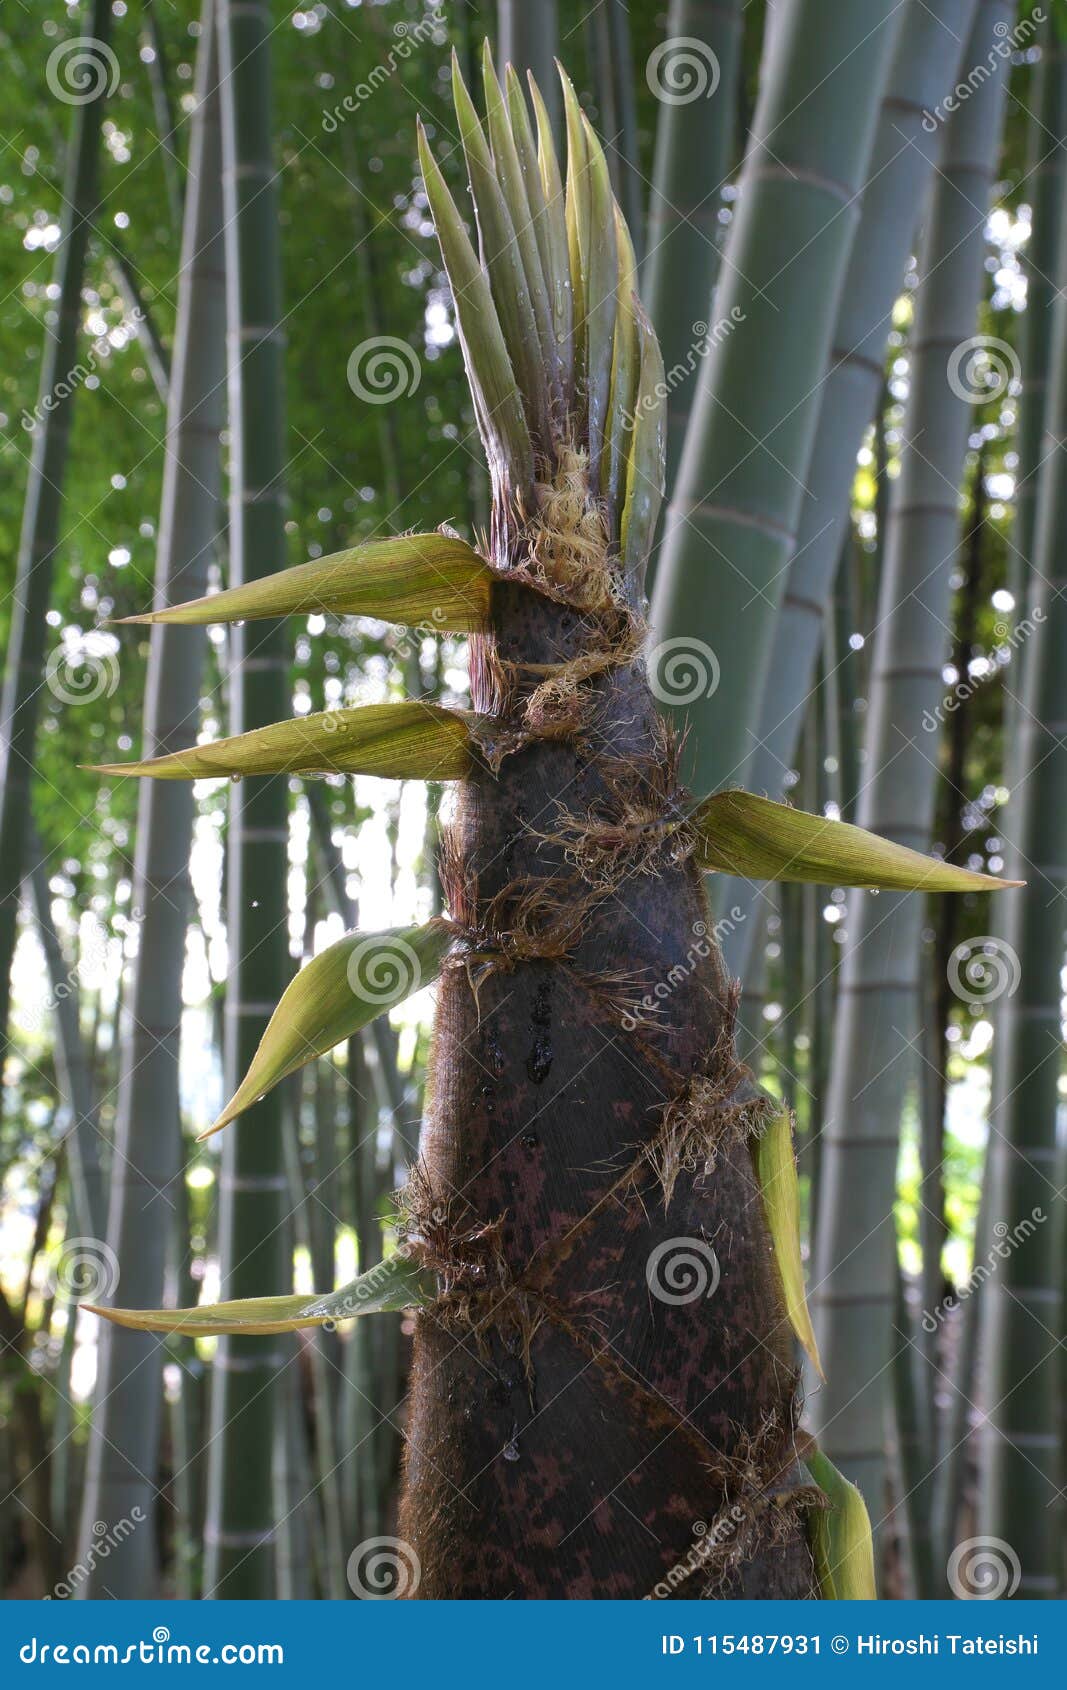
left=301, top=1255, right=437, bottom=1322
left=694, top=791, right=1023, bottom=890
left=112, top=534, right=491, bottom=631
left=752, top=1108, right=823, bottom=1378
left=205, top=919, right=455, bottom=1137
left=92, top=701, right=477, bottom=782
left=620, top=305, right=666, bottom=577
left=84, top=1256, right=436, bottom=1336
left=806, top=1447, right=877, bottom=1600
left=481, top=43, right=559, bottom=413
left=505, top=64, right=560, bottom=394
left=451, top=50, right=552, bottom=447
left=579, top=112, right=618, bottom=485
left=417, top=118, right=533, bottom=491
left=560, top=64, right=589, bottom=410
left=529, top=72, right=573, bottom=400
left=604, top=205, right=638, bottom=513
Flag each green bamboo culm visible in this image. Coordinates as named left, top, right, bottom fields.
left=641, top=0, right=743, bottom=511
left=648, top=0, right=903, bottom=798
left=497, top=0, right=558, bottom=138
left=75, top=0, right=226, bottom=1599
left=979, top=49, right=1067, bottom=1596
left=809, top=0, right=1015, bottom=1538
left=202, top=0, right=292, bottom=1599
left=715, top=0, right=981, bottom=979
left=0, top=0, right=112, bottom=1065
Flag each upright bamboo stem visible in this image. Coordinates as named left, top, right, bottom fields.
left=77, top=1, right=225, bottom=1598
left=203, top=0, right=292, bottom=1599
left=0, top=0, right=112, bottom=1067
left=717, top=0, right=981, bottom=972
left=649, top=0, right=902, bottom=797
left=809, top=0, right=1013, bottom=1525
left=642, top=0, right=743, bottom=506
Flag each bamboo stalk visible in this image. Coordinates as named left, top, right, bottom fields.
left=202, top=0, right=292, bottom=1600
left=809, top=0, right=1014, bottom=1525
left=649, top=0, right=903, bottom=797
left=76, top=1, right=225, bottom=1597
left=0, top=0, right=113, bottom=1067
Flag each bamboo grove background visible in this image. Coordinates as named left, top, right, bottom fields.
left=0, top=0, right=1064, bottom=1600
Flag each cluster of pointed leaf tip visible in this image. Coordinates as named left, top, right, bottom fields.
left=86, top=55, right=1020, bottom=1344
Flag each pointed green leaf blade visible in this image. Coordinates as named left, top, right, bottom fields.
left=621, top=303, right=666, bottom=578
left=604, top=205, right=638, bottom=514
left=529, top=72, right=573, bottom=401
left=205, top=919, right=455, bottom=1136
left=806, top=1447, right=877, bottom=1600
left=92, top=701, right=477, bottom=782
left=84, top=1257, right=437, bottom=1336
left=417, top=118, right=533, bottom=492
left=579, top=112, right=618, bottom=486
left=694, top=791, right=1022, bottom=890
left=451, top=51, right=551, bottom=448
left=113, top=534, right=491, bottom=631
left=302, top=1255, right=437, bottom=1322
left=752, top=1107, right=823, bottom=1378
left=84, top=1292, right=333, bottom=1337
left=480, top=43, right=559, bottom=416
